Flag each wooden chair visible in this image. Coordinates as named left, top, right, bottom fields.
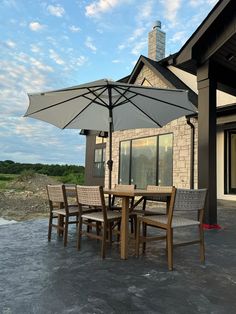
left=46, top=184, right=80, bottom=247
left=136, top=188, right=207, bottom=270
left=76, top=185, right=122, bottom=259
left=139, top=185, right=173, bottom=215
left=65, top=184, right=77, bottom=207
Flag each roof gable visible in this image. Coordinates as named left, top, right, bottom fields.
left=128, top=55, right=197, bottom=106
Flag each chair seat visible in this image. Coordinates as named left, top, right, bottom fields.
left=52, top=206, right=79, bottom=216
left=53, top=205, right=96, bottom=216
left=133, top=207, right=166, bottom=216
left=82, top=210, right=122, bottom=222
left=142, top=215, right=200, bottom=228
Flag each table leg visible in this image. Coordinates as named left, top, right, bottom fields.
left=120, top=196, right=130, bottom=259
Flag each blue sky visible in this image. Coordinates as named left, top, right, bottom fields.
left=0, top=0, right=218, bottom=166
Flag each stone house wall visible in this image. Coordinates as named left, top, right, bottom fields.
left=104, top=65, right=198, bottom=189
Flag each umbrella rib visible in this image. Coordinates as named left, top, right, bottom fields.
left=25, top=86, right=107, bottom=116
left=112, top=86, right=131, bottom=107
left=62, top=87, right=107, bottom=129
left=117, top=86, right=196, bottom=113
left=86, top=87, right=108, bottom=107
left=115, top=83, right=186, bottom=93
left=81, top=94, right=107, bottom=108
left=113, top=87, right=162, bottom=127
left=44, top=82, right=109, bottom=93
left=113, top=94, right=137, bottom=107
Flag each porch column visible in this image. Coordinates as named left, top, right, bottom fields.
left=197, top=61, right=217, bottom=224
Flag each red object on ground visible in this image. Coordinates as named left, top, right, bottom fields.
left=203, top=224, right=222, bottom=230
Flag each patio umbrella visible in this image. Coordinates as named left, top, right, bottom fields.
left=24, top=79, right=197, bottom=189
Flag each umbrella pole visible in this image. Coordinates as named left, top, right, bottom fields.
left=108, top=117, right=112, bottom=190
left=107, top=86, right=113, bottom=207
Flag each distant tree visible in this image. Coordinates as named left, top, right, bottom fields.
left=0, top=160, right=85, bottom=179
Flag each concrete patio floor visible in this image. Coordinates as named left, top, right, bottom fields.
left=0, top=201, right=236, bottom=314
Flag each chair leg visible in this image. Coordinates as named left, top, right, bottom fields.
left=117, top=221, right=121, bottom=242
left=96, top=221, right=100, bottom=238
left=48, top=214, right=53, bottom=242
left=135, top=219, right=141, bottom=257
left=64, top=217, right=68, bottom=247
left=58, top=215, right=64, bottom=237
left=87, top=219, right=91, bottom=233
left=167, top=228, right=173, bottom=271
left=199, top=225, right=205, bottom=263
left=77, top=217, right=82, bottom=250
left=110, top=223, right=113, bottom=244
left=130, top=218, right=134, bottom=234
left=76, top=213, right=79, bottom=229
left=101, top=222, right=107, bottom=259
left=133, top=215, right=137, bottom=238
left=142, top=222, right=147, bottom=254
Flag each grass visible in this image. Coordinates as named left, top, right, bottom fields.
left=0, top=174, right=18, bottom=190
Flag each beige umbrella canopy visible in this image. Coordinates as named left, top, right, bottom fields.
left=25, top=79, right=197, bottom=188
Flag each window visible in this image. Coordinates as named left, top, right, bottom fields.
left=94, top=148, right=106, bottom=177
left=131, top=137, right=157, bottom=189
left=95, top=136, right=107, bottom=144
left=119, top=141, right=131, bottom=184
left=158, top=134, right=173, bottom=186
left=119, top=134, right=173, bottom=188
left=225, top=130, right=236, bottom=194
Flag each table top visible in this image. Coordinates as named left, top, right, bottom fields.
left=103, top=188, right=172, bottom=197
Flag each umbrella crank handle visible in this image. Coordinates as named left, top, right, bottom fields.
left=107, top=160, right=113, bottom=171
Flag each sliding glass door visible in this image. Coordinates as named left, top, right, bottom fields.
left=119, top=141, right=131, bottom=185
left=131, top=137, right=157, bottom=189
left=119, top=133, right=173, bottom=189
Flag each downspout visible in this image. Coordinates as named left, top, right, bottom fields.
left=186, top=117, right=195, bottom=189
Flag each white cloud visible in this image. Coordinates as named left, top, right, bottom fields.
left=169, top=31, right=187, bottom=44
left=76, top=56, right=88, bottom=66
left=131, top=40, right=147, bottom=55
left=128, top=27, right=146, bottom=42
left=85, top=36, right=97, bottom=52
left=30, top=57, right=53, bottom=72
left=189, top=0, right=202, bottom=6
left=30, top=44, right=41, bottom=53
left=160, top=0, right=182, bottom=26
left=49, top=49, right=65, bottom=65
left=189, top=0, right=217, bottom=7
left=29, top=22, right=45, bottom=31
left=117, top=26, right=146, bottom=54
left=112, top=59, right=121, bottom=63
left=85, top=0, right=120, bottom=17
left=69, top=25, right=81, bottom=32
left=137, top=0, right=154, bottom=21
left=6, top=40, right=16, bottom=48
left=118, top=44, right=125, bottom=50
left=47, top=4, right=65, bottom=17
left=207, top=0, right=218, bottom=5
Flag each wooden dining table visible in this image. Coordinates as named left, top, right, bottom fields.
left=104, top=188, right=172, bottom=260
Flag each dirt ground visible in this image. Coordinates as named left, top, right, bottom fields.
left=0, top=174, right=163, bottom=222
left=0, top=174, right=61, bottom=221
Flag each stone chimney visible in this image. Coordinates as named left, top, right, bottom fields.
left=148, top=21, right=166, bottom=61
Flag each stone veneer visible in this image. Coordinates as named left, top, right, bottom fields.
left=104, top=64, right=198, bottom=189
